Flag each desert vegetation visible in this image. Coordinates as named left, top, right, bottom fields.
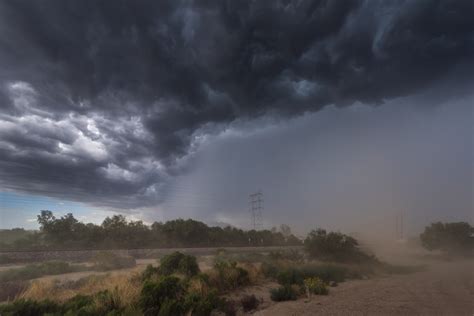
left=420, top=222, right=473, bottom=256
left=0, top=221, right=466, bottom=315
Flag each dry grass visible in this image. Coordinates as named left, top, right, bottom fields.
left=19, top=271, right=142, bottom=308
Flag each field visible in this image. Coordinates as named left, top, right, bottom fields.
left=0, top=242, right=472, bottom=315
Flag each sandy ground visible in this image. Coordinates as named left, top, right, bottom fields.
left=254, top=259, right=474, bottom=316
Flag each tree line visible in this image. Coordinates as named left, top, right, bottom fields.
left=0, top=211, right=301, bottom=251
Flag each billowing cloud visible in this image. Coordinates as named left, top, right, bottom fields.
left=0, top=0, right=472, bottom=209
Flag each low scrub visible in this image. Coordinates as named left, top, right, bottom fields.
left=140, top=276, right=186, bottom=315
left=268, top=249, right=304, bottom=262
left=0, top=299, right=60, bottom=316
left=270, top=285, right=298, bottom=302
left=0, top=261, right=85, bottom=282
left=184, top=290, right=222, bottom=316
left=208, top=260, right=249, bottom=292
left=160, top=252, right=200, bottom=277
left=92, top=251, right=136, bottom=271
left=0, top=291, right=141, bottom=315
left=263, top=261, right=355, bottom=285
left=141, top=264, right=161, bottom=281
left=304, top=277, right=328, bottom=296
left=240, top=294, right=259, bottom=312
left=304, top=229, right=376, bottom=263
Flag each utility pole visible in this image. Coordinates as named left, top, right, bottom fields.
left=249, top=191, right=263, bottom=230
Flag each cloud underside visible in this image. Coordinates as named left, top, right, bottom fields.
left=0, top=0, right=473, bottom=209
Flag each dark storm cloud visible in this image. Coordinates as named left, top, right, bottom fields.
left=0, top=0, right=472, bottom=208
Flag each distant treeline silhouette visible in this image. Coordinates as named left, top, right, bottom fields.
left=0, top=211, right=301, bottom=251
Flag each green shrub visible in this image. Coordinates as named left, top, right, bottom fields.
left=299, top=263, right=350, bottom=283
left=160, top=252, right=200, bottom=277
left=304, top=277, right=329, bottom=295
left=268, top=249, right=304, bottom=262
left=142, top=264, right=161, bottom=281
left=304, top=229, right=376, bottom=263
left=211, top=260, right=249, bottom=291
left=219, top=299, right=237, bottom=316
left=184, top=290, right=221, bottom=316
left=92, top=251, right=136, bottom=271
left=0, top=299, right=60, bottom=316
left=178, top=254, right=200, bottom=277
left=264, top=261, right=355, bottom=286
left=276, top=268, right=303, bottom=286
left=240, top=294, right=259, bottom=312
left=140, top=276, right=185, bottom=315
left=260, top=261, right=279, bottom=279
left=62, top=294, right=95, bottom=311
left=270, top=285, right=298, bottom=301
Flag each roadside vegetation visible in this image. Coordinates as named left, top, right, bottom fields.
left=0, top=223, right=435, bottom=315
left=420, top=222, right=473, bottom=256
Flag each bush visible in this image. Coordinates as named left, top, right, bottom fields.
left=276, top=268, right=303, bottom=286
left=299, top=263, right=351, bottom=283
left=270, top=263, right=352, bottom=286
left=62, top=294, right=95, bottom=314
left=304, top=229, right=375, bottom=263
left=0, top=299, right=60, bottom=316
left=184, top=290, right=221, bottom=316
left=304, top=277, right=328, bottom=296
left=210, top=260, right=249, bottom=292
left=270, top=285, right=298, bottom=302
left=92, top=252, right=136, bottom=271
left=160, top=252, right=200, bottom=277
left=219, top=299, right=237, bottom=316
left=240, top=294, right=259, bottom=312
left=261, top=261, right=279, bottom=279
left=142, top=264, right=160, bottom=281
left=420, top=222, right=474, bottom=255
left=0, top=261, right=84, bottom=282
left=140, top=276, right=185, bottom=315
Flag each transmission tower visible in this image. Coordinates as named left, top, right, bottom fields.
left=249, top=191, right=263, bottom=230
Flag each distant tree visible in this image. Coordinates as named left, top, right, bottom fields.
left=37, top=210, right=55, bottom=231
left=420, top=222, right=473, bottom=255
left=8, top=210, right=302, bottom=250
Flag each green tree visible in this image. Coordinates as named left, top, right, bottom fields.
left=420, top=222, right=473, bottom=255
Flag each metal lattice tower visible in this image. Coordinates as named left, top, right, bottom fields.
left=249, top=191, right=263, bottom=230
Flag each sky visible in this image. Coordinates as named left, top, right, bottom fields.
left=0, top=0, right=473, bottom=236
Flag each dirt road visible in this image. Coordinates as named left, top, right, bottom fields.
left=257, top=260, right=474, bottom=316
